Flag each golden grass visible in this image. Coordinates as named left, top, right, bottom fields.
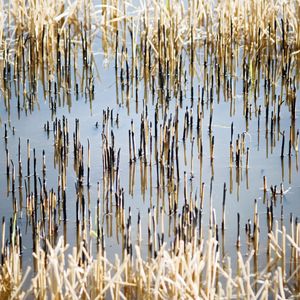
left=1, top=224, right=299, bottom=299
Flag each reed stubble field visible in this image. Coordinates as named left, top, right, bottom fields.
left=0, top=0, right=299, bottom=299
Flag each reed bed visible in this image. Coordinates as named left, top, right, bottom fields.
left=0, top=0, right=299, bottom=299
left=1, top=224, right=299, bottom=299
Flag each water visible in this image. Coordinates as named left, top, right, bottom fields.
left=0, top=39, right=299, bottom=292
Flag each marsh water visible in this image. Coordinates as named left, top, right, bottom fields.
left=0, top=42, right=299, bottom=287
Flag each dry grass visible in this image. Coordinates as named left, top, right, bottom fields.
left=1, top=224, right=299, bottom=299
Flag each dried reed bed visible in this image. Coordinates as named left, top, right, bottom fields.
left=0, top=0, right=299, bottom=299
left=0, top=0, right=299, bottom=116
left=1, top=224, right=299, bottom=299
left=1, top=0, right=299, bottom=62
